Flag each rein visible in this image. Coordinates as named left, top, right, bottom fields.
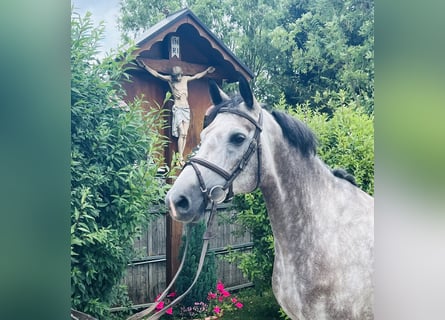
left=126, top=201, right=218, bottom=320
left=126, top=98, right=263, bottom=320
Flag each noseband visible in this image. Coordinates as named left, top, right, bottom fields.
left=186, top=98, right=263, bottom=205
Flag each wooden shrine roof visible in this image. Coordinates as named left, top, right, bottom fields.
left=132, top=8, right=254, bottom=82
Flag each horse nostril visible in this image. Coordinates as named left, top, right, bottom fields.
left=175, top=195, right=190, bottom=212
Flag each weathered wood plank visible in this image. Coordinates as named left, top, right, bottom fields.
left=121, top=208, right=252, bottom=307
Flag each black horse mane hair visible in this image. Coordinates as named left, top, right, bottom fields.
left=271, top=110, right=317, bottom=158
left=272, top=111, right=357, bottom=186
left=332, top=168, right=358, bottom=186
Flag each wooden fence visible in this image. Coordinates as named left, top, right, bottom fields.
left=122, top=204, right=252, bottom=306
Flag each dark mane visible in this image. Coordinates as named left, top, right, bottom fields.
left=271, top=110, right=317, bottom=157
left=332, top=168, right=358, bottom=186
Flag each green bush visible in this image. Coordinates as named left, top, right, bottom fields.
left=175, top=222, right=217, bottom=309
left=223, top=287, right=282, bottom=320
left=71, top=11, right=168, bottom=318
left=288, top=102, right=374, bottom=195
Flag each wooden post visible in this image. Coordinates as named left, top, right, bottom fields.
left=166, top=216, right=183, bottom=283
left=122, top=8, right=254, bottom=301
left=165, top=131, right=183, bottom=283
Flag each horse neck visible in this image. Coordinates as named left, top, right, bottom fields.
left=258, top=114, right=332, bottom=239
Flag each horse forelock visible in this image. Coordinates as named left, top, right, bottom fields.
left=204, top=94, right=247, bottom=128
left=271, top=110, right=318, bottom=157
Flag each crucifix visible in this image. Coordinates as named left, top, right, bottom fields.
left=136, top=45, right=214, bottom=165
left=136, top=36, right=215, bottom=284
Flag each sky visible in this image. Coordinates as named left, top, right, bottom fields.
left=72, top=0, right=122, bottom=57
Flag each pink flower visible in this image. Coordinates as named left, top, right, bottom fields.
left=208, top=292, right=217, bottom=300
left=222, top=290, right=230, bottom=297
left=216, top=281, right=225, bottom=293
left=231, top=298, right=237, bottom=303
left=155, top=301, right=164, bottom=310
left=166, top=307, right=173, bottom=315
left=167, top=292, right=177, bottom=298
left=213, top=306, right=221, bottom=314
left=235, top=302, right=243, bottom=309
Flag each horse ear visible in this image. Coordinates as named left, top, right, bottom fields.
left=208, top=80, right=223, bottom=105
left=238, top=75, right=254, bottom=109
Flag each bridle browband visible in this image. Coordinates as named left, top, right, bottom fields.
left=187, top=98, right=263, bottom=205
left=126, top=98, right=263, bottom=320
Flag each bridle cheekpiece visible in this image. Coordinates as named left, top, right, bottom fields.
left=186, top=97, right=263, bottom=206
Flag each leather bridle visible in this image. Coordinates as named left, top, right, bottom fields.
left=187, top=98, right=263, bottom=206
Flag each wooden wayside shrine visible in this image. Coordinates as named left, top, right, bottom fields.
left=121, top=8, right=253, bottom=284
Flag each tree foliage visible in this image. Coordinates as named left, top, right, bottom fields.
left=271, top=0, right=374, bottom=113
left=119, top=0, right=184, bottom=41
left=118, top=0, right=373, bottom=113
left=71, top=11, right=169, bottom=317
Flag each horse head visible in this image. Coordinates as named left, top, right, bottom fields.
left=165, top=76, right=263, bottom=223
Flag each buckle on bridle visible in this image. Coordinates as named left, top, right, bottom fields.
left=208, top=185, right=228, bottom=204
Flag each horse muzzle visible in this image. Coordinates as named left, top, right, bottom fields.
left=165, top=183, right=207, bottom=223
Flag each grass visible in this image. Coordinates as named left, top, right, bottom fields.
left=222, top=287, right=282, bottom=320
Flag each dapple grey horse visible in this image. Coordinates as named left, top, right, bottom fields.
left=166, top=77, right=374, bottom=319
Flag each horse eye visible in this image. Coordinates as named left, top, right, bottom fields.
left=229, top=133, right=246, bottom=145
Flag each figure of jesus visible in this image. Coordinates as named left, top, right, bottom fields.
left=137, top=59, right=215, bottom=165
